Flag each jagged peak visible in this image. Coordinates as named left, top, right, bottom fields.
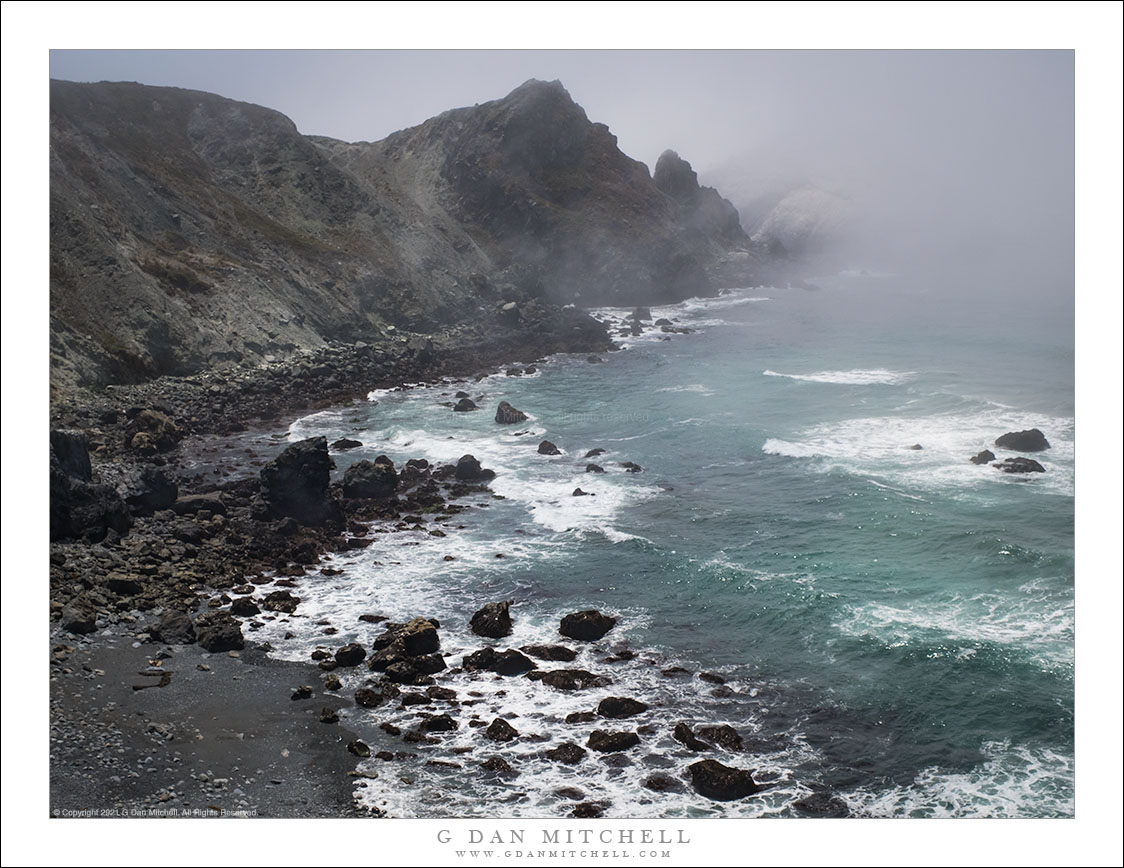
left=653, top=149, right=701, bottom=201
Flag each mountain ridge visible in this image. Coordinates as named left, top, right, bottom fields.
left=49, top=77, right=769, bottom=396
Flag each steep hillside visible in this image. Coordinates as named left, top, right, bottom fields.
left=50, top=78, right=765, bottom=395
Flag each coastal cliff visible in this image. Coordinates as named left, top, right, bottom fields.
left=50, top=78, right=765, bottom=396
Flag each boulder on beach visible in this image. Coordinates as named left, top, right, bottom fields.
left=994, top=457, right=1046, bottom=473
left=259, top=436, right=341, bottom=526
left=50, top=430, right=92, bottom=481
left=970, top=449, right=996, bottom=465
left=342, top=455, right=398, bottom=500
left=688, top=759, right=760, bottom=800
left=559, top=609, right=617, bottom=641
left=334, top=643, right=366, bottom=667
left=195, top=612, right=244, bottom=652
left=51, top=433, right=132, bottom=542
left=123, top=408, right=184, bottom=453
left=470, top=601, right=514, bottom=638
left=995, top=428, right=1050, bottom=452
left=495, top=401, right=528, bottom=424
left=150, top=609, right=196, bottom=645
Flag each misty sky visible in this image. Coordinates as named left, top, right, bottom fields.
left=49, top=48, right=1076, bottom=299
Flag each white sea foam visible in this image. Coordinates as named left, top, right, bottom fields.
left=841, top=740, right=1073, bottom=818
left=834, top=591, right=1074, bottom=672
left=763, top=368, right=915, bottom=386
left=762, top=406, right=1074, bottom=498
left=655, top=384, right=715, bottom=395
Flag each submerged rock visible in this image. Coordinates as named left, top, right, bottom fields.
left=545, top=742, right=586, bottom=764
left=994, top=457, right=1046, bottom=473
left=673, top=722, right=712, bottom=752
left=970, top=449, right=996, bottom=465
left=525, top=669, right=609, bottom=691
left=463, top=646, right=536, bottom=675
left=453, top=397, right=478, bottom=412
left=521, top=644, right=578, bottom=662
left=792, top=793, right=850, bottom=818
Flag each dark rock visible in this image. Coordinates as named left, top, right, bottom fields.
left=570, top=802, right=605, bottom=818
left=688, top=759, right=760, bottom=801
left=661, top=666, right=691, bottom=677
left=172, top=492, right=227, bottom=515
left=522, top=644, right=578, bottom=662
left=559, top=609, right=617, bottom=641
left=672, top=722, right=712, bottom=752
left=484, top=718, right=519, bottom=742
left=398, top=618, right=441, bottom=655
left=481, top=756, right=515, bottom=774
left=470, top=600, right=513, bottom=638
left=565, top=711, right=597, bottom=724
left=347, top=740, right=372, bottom=758
left=342, top=456, right=398, bottom=500
left=698, top=671, right=726, bottom=684
left=994, top=457, right=1046, bottom=473
left=260, top=437, right=341, bottom=525
left=538, top=440, right=561, bottom=455
left=426, top=686, right=457, bottom=701
left=555, top=786, right=585, bottom=800
left=585, top=463, right=605, bottom=474
left=525, top=669, right=609, bottom=691
left=400, top=692, right=429, bottom=707
left=355, top=683, right=400, bottom=708
left=495, top=401, right=528, bottom=424
left=262, top=590, right=300, bottom=613
left=230, top=597, right=261, bottom=617
left=455, top=391, right=471, bottom=399
left=106, top=574, right=144, bottom=596
left=50, top=448, right=132, bottom=541
left=584, top=448, right=606, bottom=458
left=995, top=428, right=1050, bottom=452
left=463, top=647, right=537, bottom=675
left=324, top=675, right=342, bottom=691
left=50, top=430, right=92, bottom=480
left=455, top=454, right=496, bottom=481
left=630, top=306, right=653, bottom=321
left=793, top=793, right=850, bottom=818
left=150, top=610, right=196, bottom=645
left=421, top=714, right=458, bottom=732
left=334, top=643, right=366, bottom=667
left=597, top=696, right=649, bottom=719
left=171, top=520, right=205, bottom=544
left=453, top=397, right=478, bottom=412
left=586, top=355, right=603, bottom=363
left=291, top=685, right=314, bottom=700
left=319, top=707, right=340, bottom=724
left=121, top=467, right=179, bottom=517
left=654, top=318, right=673, bottom=327
left=195, top=613, right=244, bottom=652
left=60, top=596, right=99, bottom=635
left=331, top=438, right=363, bottom=451
left=970, top=449, right=996, bottom=465
left=587, top=730, right=640, bottom=752
left=643, top=773, right=683, bottom=793
left=620, top=461, right=643, bottom=473
left=572, top=488, right=593, bottom=496
left=124, top=409, right=184, bottom=453
left=545, top=743, right=586, bottom=764
left=908, top=444, right=923, bottom=450
left=698, top=724, right=743, bottom=751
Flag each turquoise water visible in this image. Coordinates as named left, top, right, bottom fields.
left=259, top=271, right=1074, bottom=818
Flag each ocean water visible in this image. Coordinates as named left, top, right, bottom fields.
left=254, top=271, right=1075, bottom=818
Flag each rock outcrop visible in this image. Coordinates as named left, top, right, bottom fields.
left=995, top=429, right=1050, bottom=452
